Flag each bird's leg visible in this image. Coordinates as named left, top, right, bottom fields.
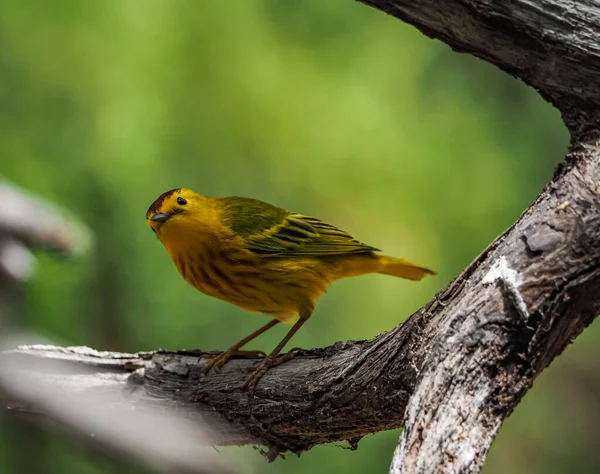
left=203, top=319, right=279, bottom=374
left=241, top=316, right=309, bottom=389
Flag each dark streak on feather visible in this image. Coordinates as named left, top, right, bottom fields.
left=250, top=247, right=282, bottom=255
left=177, top=256, right=187, bottom=279
left=286, top=217, right=316, bottom=233
left=268, top=293, right=283, bottom=307
left=284, top=280, right=307, bottom=289
left=197, top=265, right=222, bottom=292
left=275, top=226, right=310, bottom=241
left=211, top=263, right=238, bottom=289
left=274, top=233, right=303, bottom=245
left=233, top=271, right=265, bottom=281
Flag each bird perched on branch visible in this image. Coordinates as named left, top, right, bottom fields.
left=146, top=188, right=435, bottom=388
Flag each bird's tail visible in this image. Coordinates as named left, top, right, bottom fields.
left=375, top=255, right=436, bottom=281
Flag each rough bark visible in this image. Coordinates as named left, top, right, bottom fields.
left=2, top=1, right=600, bottom=473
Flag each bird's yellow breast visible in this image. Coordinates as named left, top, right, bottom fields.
left=160, top=227, right=329, bottom=324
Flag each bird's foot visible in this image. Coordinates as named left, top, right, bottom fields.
left=241, top=350, right=296, bottom=389
left=202, top=349, right=267, bottom=375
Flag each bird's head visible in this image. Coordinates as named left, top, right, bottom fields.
left=146, top=188, right=208, bottom=237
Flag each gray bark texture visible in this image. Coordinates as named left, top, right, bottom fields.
left=2, top=1, right=600, bottom=473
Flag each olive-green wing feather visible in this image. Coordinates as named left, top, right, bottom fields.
left=219, top=196, right=290, bottom=238
left=219, top=197, right=379, bottom=256
left=248, top=214, right=380, bottom=256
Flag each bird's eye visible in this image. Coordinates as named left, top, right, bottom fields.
left=177, top=197, right=187, bottom=205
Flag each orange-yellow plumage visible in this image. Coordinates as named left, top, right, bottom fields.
left=146, top=188, right=435, bottom=387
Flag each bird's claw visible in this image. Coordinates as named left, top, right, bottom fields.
left=202, top=349, right=267, bottom=375
left=241, top=350, right=296, bottom=389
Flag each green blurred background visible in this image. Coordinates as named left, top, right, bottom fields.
left=1, top=0, right=598, bottom=473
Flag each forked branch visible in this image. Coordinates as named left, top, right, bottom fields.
left=3, top=144, right=600, bottom=466
left=2, top=1, right=600, bottom=473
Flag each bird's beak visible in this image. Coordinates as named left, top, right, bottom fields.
left=150, top=213, right=171, bottom=224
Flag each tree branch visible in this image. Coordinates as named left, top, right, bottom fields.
left=3, top=1, right=600, bottom=473
left=0, top=179, right=89, bottom=292
left=0, top=342, right=235, bottom=474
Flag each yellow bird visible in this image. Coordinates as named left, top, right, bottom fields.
left=146, top=188, right=435, bottom=388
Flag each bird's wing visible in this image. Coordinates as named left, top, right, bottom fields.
left=245, top=214, right=380, bottom=256
left=219, top=197, right=378, bottom=256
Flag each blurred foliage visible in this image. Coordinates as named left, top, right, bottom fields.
left=0, top=0, right=597, bottom=473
